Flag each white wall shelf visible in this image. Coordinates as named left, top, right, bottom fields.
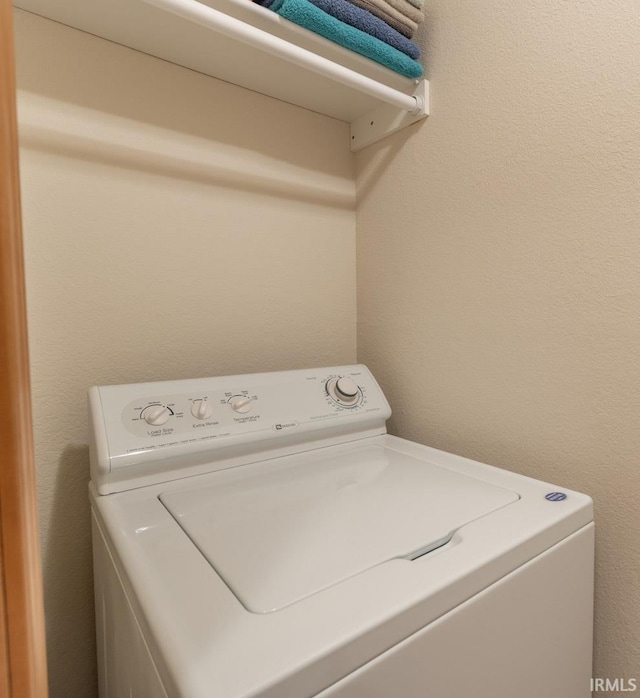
left=14, top=0, right=429, bottom=150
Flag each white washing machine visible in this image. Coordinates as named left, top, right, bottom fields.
left=88, top=364, right=594, bottom=698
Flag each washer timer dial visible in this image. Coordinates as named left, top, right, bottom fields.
left=326, top=376, right=362, bottom=407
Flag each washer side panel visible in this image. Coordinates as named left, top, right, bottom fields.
left=316, top=524, right=594, bottom=698
left=92, top=514, right=170, bottom=698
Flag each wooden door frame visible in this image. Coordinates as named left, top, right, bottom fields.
left=0, top=1, right=49, bottom=695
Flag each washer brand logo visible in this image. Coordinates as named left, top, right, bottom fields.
left=545, top=492, right=567, bottom=502
left=273, top=422, right=298, bottom=431
left=592, top=678, right=638, bottom=693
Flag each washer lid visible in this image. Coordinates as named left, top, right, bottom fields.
left=160, top=444, right=519, bottom=613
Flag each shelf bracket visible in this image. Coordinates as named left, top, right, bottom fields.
left=350, top=79, right=429, bottom=152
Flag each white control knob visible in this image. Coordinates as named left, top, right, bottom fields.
left=326, top=377, right=361, bottom=406
left=143, top=404, right=172, bottom=426
left=229, top=396, right=252, bottom=414
left=191, top=399, right=213, bottom=420
left=335, top=377, right=359, bottom=401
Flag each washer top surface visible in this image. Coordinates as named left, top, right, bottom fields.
left=160, top=443, right=520, bottom=612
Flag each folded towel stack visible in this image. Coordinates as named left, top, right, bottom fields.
left=254, top=0, right=423, bottom=78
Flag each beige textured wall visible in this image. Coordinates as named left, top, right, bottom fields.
left=14, top=10, right=355, bottom=698
left=357, top=0, right=640, bottom=689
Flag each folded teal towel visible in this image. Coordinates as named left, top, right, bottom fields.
left=270, top=0, right=423, bottom=79
left=256, top=0, right=420, bottom=59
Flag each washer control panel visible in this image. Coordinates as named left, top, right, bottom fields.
left=121, top=387, right=261, bottom=440
left=89, top=365, right=391, bottom=493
